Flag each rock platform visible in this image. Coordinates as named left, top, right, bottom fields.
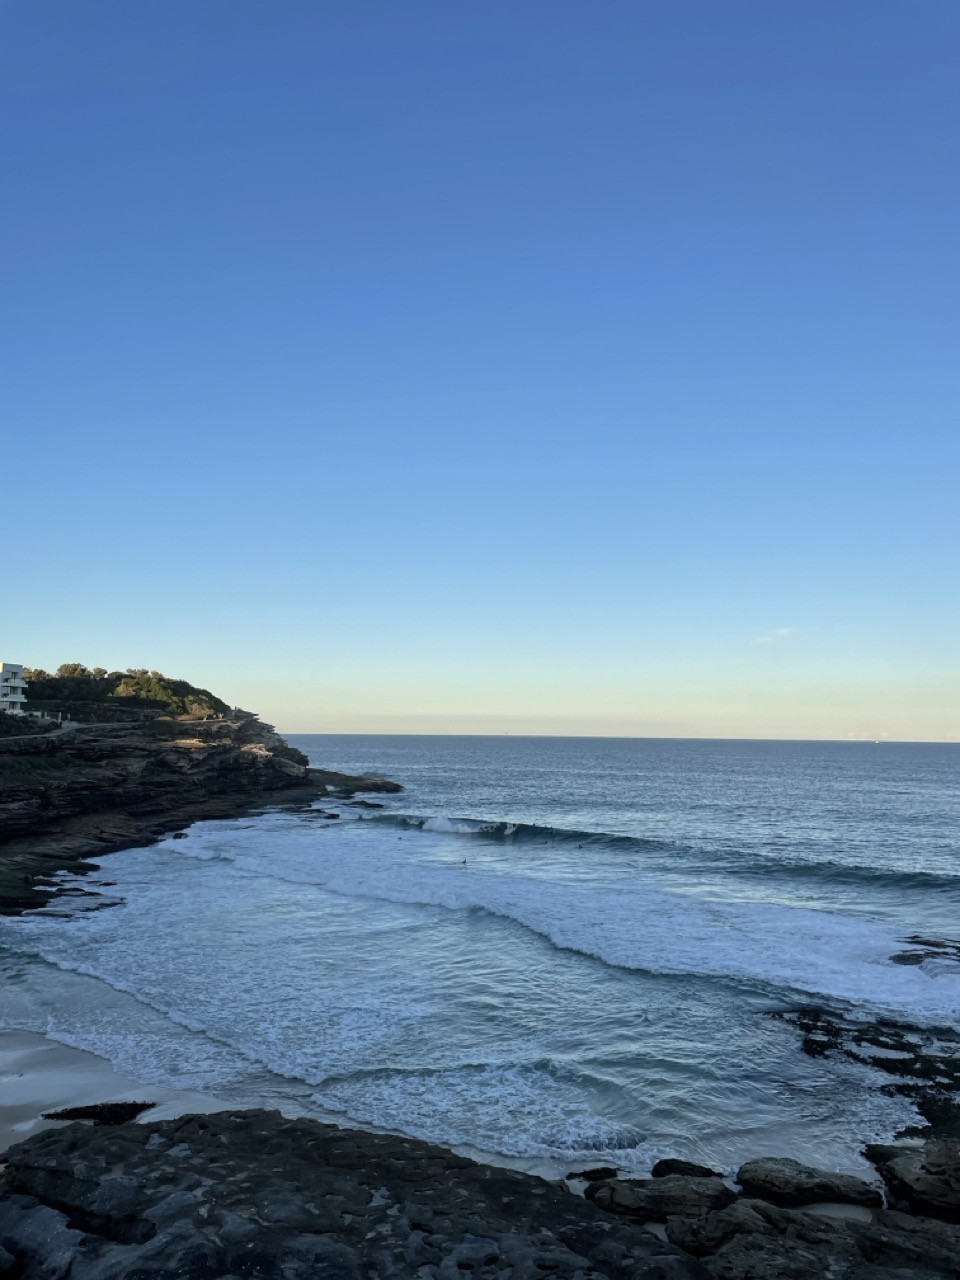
left=0, top=716, right=401, bottom=913
left=3, top=1110, right=960, bottom=1280
left=0, top=1110, right=706, bottom=1279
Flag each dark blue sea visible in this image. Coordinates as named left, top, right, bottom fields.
left=2, top=736, right=958, bottom=1175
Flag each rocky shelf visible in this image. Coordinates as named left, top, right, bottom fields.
left=0, top=716, right=400, bottom=913
left=2, top=1109, right=959, bottom=1279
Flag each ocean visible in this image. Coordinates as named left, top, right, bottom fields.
left=2, top=736, right=958, bottom=1176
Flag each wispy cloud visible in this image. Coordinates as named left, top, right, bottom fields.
left=752, top=627, right=796, bottom=645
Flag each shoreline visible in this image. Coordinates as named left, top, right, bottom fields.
left=3, top=878, right=959, bottom=1274
left=0, top=1025, right=926, bottom=1208
left=0, top=766, right=401, bottom=915
left=0, top=1029, right=231, bottom=1153
left=0, top=1026, right=564, bottom=1181
left=5, top=781, right=958, bottom=1162
left=5, top=795, right=958, bottom=1166
left=2, top=1027, right=958, bottom=1279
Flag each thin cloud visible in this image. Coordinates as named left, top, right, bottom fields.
left=752, top=627, right=796, bottom=645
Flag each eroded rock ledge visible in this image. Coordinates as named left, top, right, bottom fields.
left=3, top=1112, right=960, bottom=1280
left=0, top=1110, right=706, bottom=1280
left=0, top=718, right=400, bottom=913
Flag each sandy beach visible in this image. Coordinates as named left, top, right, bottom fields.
left=0, top=1028, right=228, bottom=1152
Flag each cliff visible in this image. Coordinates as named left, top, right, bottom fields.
left=0, top=715, right=400, bottom=913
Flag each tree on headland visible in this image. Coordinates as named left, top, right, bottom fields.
left=22, top=667, right=232, bottom=721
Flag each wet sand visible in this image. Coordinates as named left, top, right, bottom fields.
left=0, top=1029, right=228, bottom=1151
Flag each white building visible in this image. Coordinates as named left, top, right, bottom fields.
left=0, top=662, right=28, bottom=715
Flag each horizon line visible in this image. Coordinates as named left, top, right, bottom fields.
left=278, top=731, right=959, bottom=745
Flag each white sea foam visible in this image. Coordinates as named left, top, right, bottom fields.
left=166, top=818, right=960, bottom=1027
left=419, top=817, right=493, bottom=834
left=0, top=809, right=938, bottom=1173
left=312, top=1062, right=647, bottom=1166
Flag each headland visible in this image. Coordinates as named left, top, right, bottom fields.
left=0, top=667, right=400, bottom=913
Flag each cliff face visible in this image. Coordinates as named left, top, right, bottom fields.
left=0, top=717, right=400, bottom=912
left=0, top=717, right=310, bottom=838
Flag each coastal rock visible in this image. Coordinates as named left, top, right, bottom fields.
left=665, top=1196, right=960, bottom=1279
left=566, top=1164, right=619, bottom=1181
left=0, top=717, right=401, bottom=913
left=0, top=1109, right=710, bottom=1280
left=864, top=1141, right=960, bottom=1221
left=736, top=1156, right=883, bottom=1208
left=868, top=1208, right=960, bottom=1270
left=41, top=1100, right=156, bottom=1124
left=653, top=1159, right=724, bottom=1179
left=770, top=1007, right=960, bottom=1140
left=667, top=1197, right=863, bottom=1276
left=587, top=1175, right=736, bottom=1222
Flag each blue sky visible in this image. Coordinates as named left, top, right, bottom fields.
left=2, top=1, right=958, bottom=738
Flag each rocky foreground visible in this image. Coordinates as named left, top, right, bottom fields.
left=1, top=1110, right=959, bottom=1280
left=0, top=716, right=400, bottom=912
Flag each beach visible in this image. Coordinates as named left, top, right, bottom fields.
left=0, top=1029, right=228, bottom=1153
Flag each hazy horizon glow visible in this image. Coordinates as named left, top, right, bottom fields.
left=2, top=2, right=958, bottom=741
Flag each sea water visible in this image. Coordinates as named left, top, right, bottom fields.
left=1, top=736, right=958, bottom=1175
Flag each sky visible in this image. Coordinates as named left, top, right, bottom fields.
left=2, top=1, right=958, bottom=739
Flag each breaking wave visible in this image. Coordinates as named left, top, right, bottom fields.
left=141, top=815, right=960, bottom=1026
left=365, top=811, right=960, bottom=896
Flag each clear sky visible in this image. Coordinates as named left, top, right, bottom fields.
left=2, top=1, right=957, bottom=739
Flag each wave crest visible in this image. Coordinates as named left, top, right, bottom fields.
left=363, top=812, right=960, bottom=895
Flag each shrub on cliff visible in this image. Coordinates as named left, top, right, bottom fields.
left=23, top=668, right=231, bottom=720
left=111, top=672, right=231, bottom=717
left=0, top=711, right=58, bottom=738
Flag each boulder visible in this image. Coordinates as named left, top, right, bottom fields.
left=566, top=1165, right=619, bottom=1181
left=667, top=1197, right=864, bottom=1277
left=665, top=1196, right=960, bottom=1280
left=864, top=1208, right=960, bottom=1272
left=587, top=1175, right=737, bottom=1223
left=653, top=1158, right=724, bottom=1180
left=864, top=1141, right=960, bottom=1221
left=737, top=1156, right=883, bottom=1208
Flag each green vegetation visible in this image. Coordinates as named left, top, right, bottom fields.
left=0, top=711, right=58, bottom=738
left=23, top=666, right=232, bottom=721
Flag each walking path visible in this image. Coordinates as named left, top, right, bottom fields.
left=0, top=721, right=81, bottom=745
